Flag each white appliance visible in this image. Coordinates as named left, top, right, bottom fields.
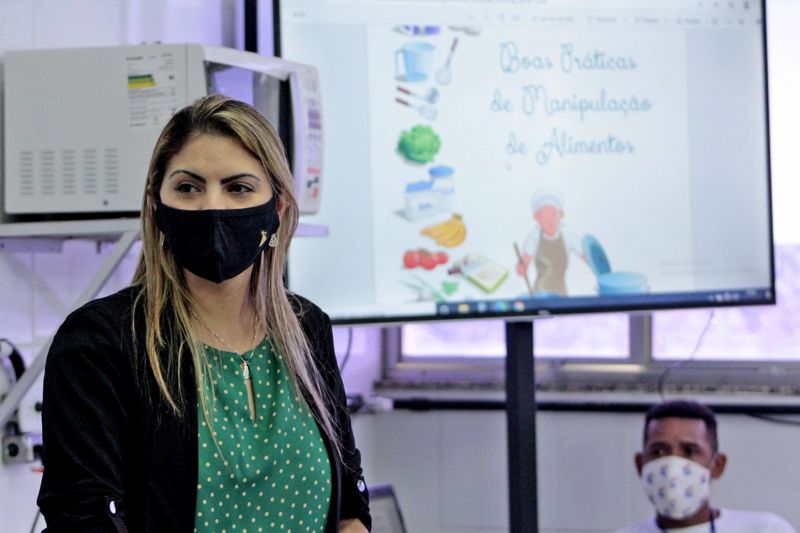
left=2, top=44, right=323, bottom=216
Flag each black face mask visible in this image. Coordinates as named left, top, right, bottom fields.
left=154, top=197, right=280, bottom=283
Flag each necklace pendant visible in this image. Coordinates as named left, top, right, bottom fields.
left=241, top=361, right=256, bottom=423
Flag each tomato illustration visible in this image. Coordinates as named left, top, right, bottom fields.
left=420, top=253, right=438, bottom=270
left=404, top=249, right=448, bottom=269
left=403, top=250, right=422, bottom=269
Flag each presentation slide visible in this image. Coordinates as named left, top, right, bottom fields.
left=280, top=0, right=772, bottom=323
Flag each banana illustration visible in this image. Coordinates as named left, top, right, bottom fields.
left=421, top=214, right=467, bottom=247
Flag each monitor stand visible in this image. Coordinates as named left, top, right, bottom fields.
left=505, top=320, right=538, bottom=532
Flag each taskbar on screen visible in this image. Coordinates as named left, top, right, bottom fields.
left=433, top=287, right=775, bottom=318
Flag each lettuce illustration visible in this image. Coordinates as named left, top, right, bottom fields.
left=397, top=125, right=441, bottom=163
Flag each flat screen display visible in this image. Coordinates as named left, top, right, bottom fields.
left=276, top=0, right=774, bottom=325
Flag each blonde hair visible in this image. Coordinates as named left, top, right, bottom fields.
left=131, top=95, right=340, bottom=454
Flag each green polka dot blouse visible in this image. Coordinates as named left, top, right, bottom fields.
left=194, top=338, right=331, bottom=533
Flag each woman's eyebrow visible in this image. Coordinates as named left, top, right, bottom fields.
left=168, top=169, right=206, bottom=182
left=220, top=173, right=262, bottom=184
left=166, top=170, right=261, bottom=184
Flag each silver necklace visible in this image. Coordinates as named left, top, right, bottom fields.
left=195, top=314, right=259, bottom=423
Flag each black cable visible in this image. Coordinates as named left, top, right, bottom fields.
left=29, top=508, right=41, bottom=533
left=0, top=338, right=26, bottom=380
left=243, top=0, right=258, bottom=53
left=746, top=412, right=800, bottom=427
left=338, top=327, right=354, bottom=372
left=657, top=309, right=715, bottom=398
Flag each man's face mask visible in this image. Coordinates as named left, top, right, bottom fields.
left=155, top=196, right=280, bottom=283
left=640, top=455, right=711, bottom=520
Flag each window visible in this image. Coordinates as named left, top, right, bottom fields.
left=401, top=314, right=629, bottom=359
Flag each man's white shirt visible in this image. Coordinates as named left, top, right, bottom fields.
left=614, top=509, right=796, bottom=533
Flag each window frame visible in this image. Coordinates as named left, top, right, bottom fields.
left=380, top=314, right=800, bottom=392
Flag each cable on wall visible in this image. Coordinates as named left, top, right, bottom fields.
left=656, top=309, right=716, bottom=398
left=338, top=327, right=354, bottom=373
left=29, top=508, right=41, bottom=533
left=746, top=412, right=800, bottom=427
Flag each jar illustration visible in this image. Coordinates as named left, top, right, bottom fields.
left=404, top=180, right=436, bottom=221
left=429, top=165, right=455, bottom=212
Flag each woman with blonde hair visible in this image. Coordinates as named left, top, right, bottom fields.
left=37, top=95, right=370, bottom=532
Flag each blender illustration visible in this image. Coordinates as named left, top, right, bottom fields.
left=395, top=42, right=435, bottom=82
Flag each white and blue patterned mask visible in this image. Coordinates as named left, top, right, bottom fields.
left=641, top=455, right=711, bottom=520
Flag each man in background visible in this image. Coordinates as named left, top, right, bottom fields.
left=614, top=399, right=796, bottom=533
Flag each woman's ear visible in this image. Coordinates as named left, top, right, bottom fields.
left=277, top=196, right=286, bottom=217
left=146, top=190, right=157, bottom=211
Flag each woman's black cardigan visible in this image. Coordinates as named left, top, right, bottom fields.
left=37, top=286, right=370, bottom=532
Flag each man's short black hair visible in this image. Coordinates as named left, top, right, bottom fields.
left=643, top=399, right=718, bottom=452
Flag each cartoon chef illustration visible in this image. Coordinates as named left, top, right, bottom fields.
left=515, top=189, right=585, bottom=296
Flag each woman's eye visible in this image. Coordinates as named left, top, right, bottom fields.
left=176, top=182, right=200, bottom=194
left=228, top=182, right=254, bottom=194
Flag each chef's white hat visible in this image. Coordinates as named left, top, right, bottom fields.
left=531, top=189, right=563, bottom=214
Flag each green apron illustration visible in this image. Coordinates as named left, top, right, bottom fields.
left=534, top=232, right=568, bottom=296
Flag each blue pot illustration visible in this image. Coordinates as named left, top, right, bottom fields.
left=583, top=235, right=648, bottom=295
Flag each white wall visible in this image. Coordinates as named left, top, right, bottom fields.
left=352, top=403, right=800, bottom=532
left=768, top=0, right=800, bottom=244
left=0, top=0, right=239, bottom=53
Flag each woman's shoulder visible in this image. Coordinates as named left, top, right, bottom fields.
left=46, top=286, right=143, bottom=385
left=287, top=292, right=330, bottom=329
left=286, top=293, right=335, bottom=365
left=56, top=286, right=141, bottom=344
left=64, top=285, right=138, bottom=321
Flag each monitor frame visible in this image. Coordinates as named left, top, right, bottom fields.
left=272, top=0, right=776, bottom=327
